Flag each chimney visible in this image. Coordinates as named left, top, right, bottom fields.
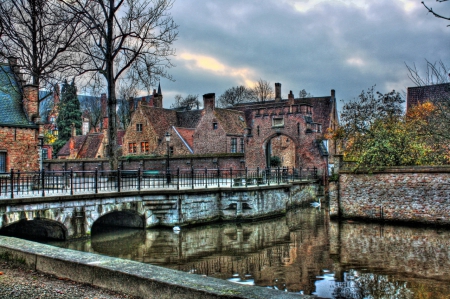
left=203, top=93, right=215, bottom=112
left=53, top=84, right=60, bottom=106
left=129, top=97, right=135, bottom=113
left=275, top=83, right=281, bottom=102
left=101, top=93, right=108, bottom=130
left=23, top=85, right=39, bottom=122
left=288, top=90, right=295, bottom=105
left=71, top=123, right=76, bottom=137
left=331, top=89, right=335, bottom=99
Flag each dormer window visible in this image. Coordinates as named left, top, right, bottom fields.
left=213, top=122, right=218, bottom=130
left=136, top=123, right=143, bottom=132
left=272, top=117, right=284, bottom=127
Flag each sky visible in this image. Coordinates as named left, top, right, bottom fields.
left=156, top=0, right=449, bottom=111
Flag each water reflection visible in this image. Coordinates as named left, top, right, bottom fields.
left=47, top=207, right=450, bottom=298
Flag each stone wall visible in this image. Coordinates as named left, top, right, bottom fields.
left=337, top=166, right=450, bottom=224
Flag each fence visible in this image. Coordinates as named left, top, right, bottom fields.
left=0, top=167, right=319, bottom=199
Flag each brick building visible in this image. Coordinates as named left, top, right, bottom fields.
left=0, top=61, right=42, bottom=172
left=406, top=83, right=450, bottom=111
left=123, top=83, right=338, bottom=170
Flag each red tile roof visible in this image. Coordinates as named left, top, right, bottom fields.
left=174, top=127, right=195, bottom=149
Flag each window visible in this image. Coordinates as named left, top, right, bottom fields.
left=0, top=152, right=6, bottom=172
left=136, top=123, right=143, bottom=132
left=53, top=129, right=58, bottom=136
left=272, top=117, right=284, bottom=127
left=141, top=142, right=149, bottom=153
left=231, top=138, right=237, bottom=153
left=213, top=122, right=218, bottom=130
left=50, top=117, right=55, bottom=123
left=257, top=126, right=260, bottom=136
left=129, top=143, right=137, bottom=153
left=170, top=146, right=174, bottom=155
left=240, top=138, right=245, bottom=153
left=42, top=148, right=48, bottom=160
left=297, top=123, right=300, bottom=135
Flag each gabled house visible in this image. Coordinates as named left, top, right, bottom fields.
left=0, top=60, right=42, bottom=172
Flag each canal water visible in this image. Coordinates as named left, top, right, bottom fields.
left=47, top=207, right=450, bottom=298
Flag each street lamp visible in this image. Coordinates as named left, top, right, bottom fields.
left=37, top=134, right=44, bottom=171
left=165, top=132, right=171, bottom=184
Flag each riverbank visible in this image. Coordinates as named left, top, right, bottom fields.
left=0, top=259, right=140, bottom=299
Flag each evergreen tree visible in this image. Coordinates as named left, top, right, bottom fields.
left=53, top=80, right=82, bottom=155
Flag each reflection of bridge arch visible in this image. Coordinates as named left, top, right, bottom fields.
left=0, top=218, right=67, bottom=241
left=93, top=210, right=145, bottom=230
left=264, top=134, right=296, bottom=168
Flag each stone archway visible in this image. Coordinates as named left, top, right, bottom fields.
left=92, top=210, right=145, bottom=231
left=265, top=134, right=296, bottom=168
left=0, top=218, right=67, bottom=241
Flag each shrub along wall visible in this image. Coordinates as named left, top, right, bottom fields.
left=332, top=166, right=450, bottom=225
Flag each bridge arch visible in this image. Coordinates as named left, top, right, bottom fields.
left=0, top=218, right=67, bottom=241
left=264, top=133, right=297, bottom=168
left=92, top=209, right=145, bottom=230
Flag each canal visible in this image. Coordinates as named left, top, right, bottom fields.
left=46, top=206, right=450, bottom=298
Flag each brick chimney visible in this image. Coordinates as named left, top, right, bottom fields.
left=71, top=123, right=76, bottom=137
left=23, top=84, right=39, bottom=122
left=101, top=93, right=108, bottom=130
left=288, top=90, right=295, bottom=105
left=203, top=93, right=215, bottom=112
left=331, top=89, right=335, bottom=99
left=129, top=97, right=135, bottom=112
left=275, top=83, right=281, bottom=102
left=53, top=84, right=60, bottom=106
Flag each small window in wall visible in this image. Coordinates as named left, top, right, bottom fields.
left=297, top=123, right=300, bottom=135
left=169, top=146, right=174, bottom=156
left=129, top=143, right=137, bottom=153
left=42, top=148, right=48, bottom=160
left=240, top=138, right=245, bottom=153
left=213, top=122, right=218, bottom=130
left=136, top=124, right=143, bottom=132
left=231, top=138, right=237, bottom=153
left=317, top=124, right=322, bottom=133
left=257, top=126, right=260, bottom=136
left=141, top=142, right=149, bottom=153
left=272, top=117, right=284, bottom=127
left=0, top=152, right=6, bottom=172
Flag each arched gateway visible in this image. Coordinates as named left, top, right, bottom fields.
left=265, top=134, right=296, bottom=168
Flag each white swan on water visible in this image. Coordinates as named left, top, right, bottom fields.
left=173, top=226, right=181, bottom=232
left=311, top=198, right=321, bottom=208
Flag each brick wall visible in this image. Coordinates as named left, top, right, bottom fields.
left=123, top=111, right=159, bottom=155
left=193, top=110, right=228, bottom=154
left=338, top=166, right=450, bottom=224
left=0, top=126, right=39, bottom=171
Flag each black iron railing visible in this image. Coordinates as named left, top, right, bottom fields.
left=0, top=167, right=319, bottom=199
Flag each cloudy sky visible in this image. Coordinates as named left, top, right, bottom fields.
left=158, top=0, right=449, bottom=110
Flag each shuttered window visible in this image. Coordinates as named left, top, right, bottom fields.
left=0, top=152, right=6, bottom=173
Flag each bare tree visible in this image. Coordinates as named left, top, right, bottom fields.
left=252, top=79, right=273, bottom=102
left=0, top=0, right=84, bottom=111
left=299, top=89, right=313, bottom=98
left=170, top=94, right=200, bottom=110
left=218, top=86, right=256, bottom=107
left=117, top=81, right=139, bottom=129
left=62, top=0, right=178, bottom=167
left=79, top=94, right=102, bottom=132
left=422, top=0, right=450, bottom=25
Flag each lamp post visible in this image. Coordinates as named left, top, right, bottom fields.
left=37, top=134, right=44, bottom=171
left=165, top=132, right=171, bottom=184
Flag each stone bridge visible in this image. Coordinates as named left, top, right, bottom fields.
left=0, top=182, right=319, bottom=240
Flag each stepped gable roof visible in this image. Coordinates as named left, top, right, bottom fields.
left=57, top=135, right=88, bottom=157
left=214, top=108, right=247, bottom=135
left=77, top=133, right=104, bottom=158
left=141, top=106, right=177, bottom=139
left=176, top=109, right=202, bottom=128
left=0, top=64, right=36, bottom=128
left=407, top=83, right=450, bottom=111
left=174, top=127, right=195, bottom=149
left=301, top=97, right=334, bottom=131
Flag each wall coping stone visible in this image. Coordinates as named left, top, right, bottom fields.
left=0, top=236, right=313, bottom=299
left=339, top=165, right=450, bottom=174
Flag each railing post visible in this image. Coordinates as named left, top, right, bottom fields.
left=267, top=168, right=271, bottom=186
left=42, top=168, right=46, bottom=197
left=137, top=166, right=141, bottom=191
left=245, top=167, right=248, bottom=187
left=10, top=168, right=14, bottom=199
left=230, top=167, right=233, bottom=188
left=177, top=167, right=180, bottom=190
left=256, top=166, right=260, bottom=186
left=95, top=167, right=98, bottom=194
left=205, top=167, right=208, bottom=189
left=277, top=166, right=280, bottom=185
left=191, top=166, right=194, bottom=189
left=117, top=167, right=121, bottom=193
left=217, top=167, right=220, bottom=188
left=70, top=168, right=73, bottom=195
left=16, top=169, right=20, bottom=192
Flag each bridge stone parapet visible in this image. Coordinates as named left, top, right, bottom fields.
left=0, top=182, right=319, bottom=240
